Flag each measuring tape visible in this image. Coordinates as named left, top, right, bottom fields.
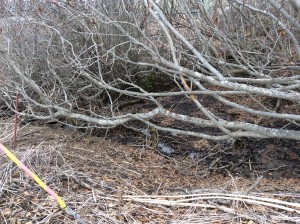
left=0, top=143, right=86, bottom=224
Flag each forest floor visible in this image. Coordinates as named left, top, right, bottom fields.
left=0, top=89, right=300, bottom=223
left=0, top=120, right=300, bottom=223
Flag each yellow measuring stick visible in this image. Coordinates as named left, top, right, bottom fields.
left=0, top=143, right=66, bottom=208
left=0, top=143, right=87, bottom=223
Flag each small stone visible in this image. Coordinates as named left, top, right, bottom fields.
left=2, top=208, right=11, bottom=216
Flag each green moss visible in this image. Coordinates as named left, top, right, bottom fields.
left=141, top=74, right=156, bottom=92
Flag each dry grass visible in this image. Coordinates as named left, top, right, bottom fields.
left=0, top=121, right=300, bottom=223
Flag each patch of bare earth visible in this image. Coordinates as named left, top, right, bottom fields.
left=0, top=122, right=300, bottom=223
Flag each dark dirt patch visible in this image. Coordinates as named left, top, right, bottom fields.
left=93, top=93, right=300, bottom=180
left=86, top=122, right=300, bottom=179
left=230, top=138, right=300, bottom=178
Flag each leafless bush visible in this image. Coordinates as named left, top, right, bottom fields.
left=0, top=0, right=299, bottom=142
